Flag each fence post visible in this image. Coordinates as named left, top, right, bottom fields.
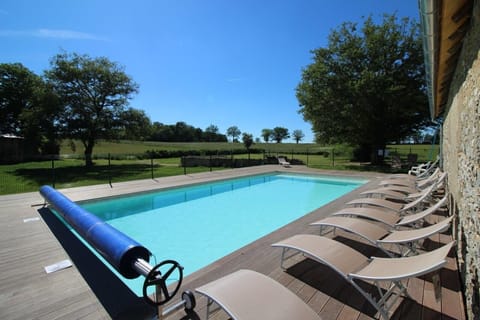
left=108, top=153, right=112, bottom=187
left=51, top=157, right=55, bottom=188
left=209, top=154, right=212, bottom=172
left=306, top=149, right=309, bottom=166
left=332, top=148, right=335, bottom=167
left=183, top=156, right=186, bottom=175
left=151, top=156, right=154, bottom=179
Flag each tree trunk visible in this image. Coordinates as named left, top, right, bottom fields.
left=370, top=145, right=387, bottom=165
left=353, top=144, right=386, bottom=164
left=84, top=141, right=94, bottom=167
left=353, top=144, right=372, bottom=162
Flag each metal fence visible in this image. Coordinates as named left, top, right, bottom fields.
left=0, top=145, right=438, bottom=195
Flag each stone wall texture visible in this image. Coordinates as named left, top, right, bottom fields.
left=442, top=2, right=480, bottom=319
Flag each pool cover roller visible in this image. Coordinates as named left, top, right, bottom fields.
left=40, top=185, right=151, bottom=279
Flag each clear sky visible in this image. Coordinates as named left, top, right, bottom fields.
left=1, top=0, right=420, bottom=143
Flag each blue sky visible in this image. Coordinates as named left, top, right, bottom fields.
left=1, top=0, right=420, bottom=143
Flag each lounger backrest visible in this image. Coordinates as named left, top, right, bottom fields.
left=349, top=241, right=454, bottom=281
left=311, top=216, right=390, bottom=243
left=380, top=216, right=453, bottom=243
left=417, top=168, right=441, bottom=187
left=416, top=157, right=439, bottom=178
left=401, top=184, right=435, bottom=212
left=396, top=195, right=448, bottom=226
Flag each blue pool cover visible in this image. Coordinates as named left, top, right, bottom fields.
left=39, top=185, right=151, bottom=279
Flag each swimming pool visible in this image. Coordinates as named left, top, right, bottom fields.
left=74, top=173, right=366, bottom=295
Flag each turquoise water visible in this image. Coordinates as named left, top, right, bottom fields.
left=77, top=173, right=366, bottom=295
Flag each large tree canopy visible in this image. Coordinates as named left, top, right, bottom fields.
left=296, top=14, right=430, bottom=162
left=0, top=63, right=61, bottom=156
left=46, top=52, right=138, bottom=166
left=226, top=126, right=241, bottom=142
left=0, top=63, right=41, bottom=135
left=272, top=126, right=290, bottom=143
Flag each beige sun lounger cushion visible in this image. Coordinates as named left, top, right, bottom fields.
left=350, top=240, right=453, bottom=281
left=332, top=195, right=448, bottom=228
left=346, top=197, right=404, bottom=212
left=396, top=195, right=448, bottom=226
left=273, top=235, right=453, bottom=281
left=347, top=184, right=435, bottom=213
left=311, top=215, right=453, bottom=256
left=272, top=235, right=454, bottom=319
left=278, top=157, right=291, bottom=167
left=360, top=173, right=445, bottom=201
left=379, top=216, right=453, bottom=244
left=379, top=168, right=441, bottom=189
left=360, top=188, right=409, bottom=201
left=362, top=185, right=418, bottom=196
left=312, top=216, right=390, bottom=244
left=195, top=269, right=322, bottom=320
left=332, top=207, right=401, bottom=227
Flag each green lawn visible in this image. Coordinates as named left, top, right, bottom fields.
left=0, top=140, right=439, bottom=195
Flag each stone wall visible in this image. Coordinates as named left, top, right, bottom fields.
left=442, top=2, right=480, bottom=319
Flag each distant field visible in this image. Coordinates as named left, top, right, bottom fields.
left=60, top=140, right=329, bottom=155
left=1, top=140, right=439, bottom=195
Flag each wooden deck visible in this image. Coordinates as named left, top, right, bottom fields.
left=0, top=166, right=466, bottom=320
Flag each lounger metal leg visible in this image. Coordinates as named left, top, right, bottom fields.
left=376, top=243, right=395, bottom=258
left=349, top=277, right=409, bottom=320
left=205, top=298, right=221, bottom=319
left=349, top=280, right=390, bottom=320
left=279, top=247, right=302, bottom=269
left=205, top=298, right=212, bottom=319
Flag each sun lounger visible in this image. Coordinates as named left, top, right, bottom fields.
left=195, top=269, right=322, bottom=320
left=331, top=195, right=448, bottom=228
left=388, top=157, right=439, bottom=178
left=311, top=215, right=453, bottom=256
left=360, top=172, right=445, bottom=201
left=278, top=157, right=291, bottom=167
left=346, top=184, right=435, bottom=213
left=360, top=188, right=412, bottom=201
left=379, top=168, right=441, bottom=189
left=408, top=160, right=433, bottom=176
left=272, top=235, right=454, bottom=320
left=332, top=207, right=400, bottom=227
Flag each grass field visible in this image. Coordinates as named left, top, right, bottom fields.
left=60, top=140, right=338, bottom=156
left=0, top=140, right=439, bottom=195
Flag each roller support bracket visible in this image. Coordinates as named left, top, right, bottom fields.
left=142, top=260, right=183, bottom=306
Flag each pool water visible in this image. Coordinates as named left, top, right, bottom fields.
left=77, top=173, right=366, bottom=295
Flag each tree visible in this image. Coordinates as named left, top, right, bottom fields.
left=45, top=52, right=138, bottom=166
left=242, top=132, right=254, bottom=151
left=292, top=129, right=305, bottom=144
left=0, top=63, right=61, bottom=156
left=205, top=124, right=219, bottom=134
left=150, top=122, right=174, bottom=141
left=272, top=127, right=290, bottom=143
left=173, top=121, right=195, bottom=141
left=1, top=63, right=43, bottom=135
left=203, top=124, right=226, bottom=142
left=296, top=14, right=430, bottom=163
left=261, top=128, right=273, bottom=143
left=226, top=126, right=241, bottom=142
left=119, top=108, right=151, bottom=140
